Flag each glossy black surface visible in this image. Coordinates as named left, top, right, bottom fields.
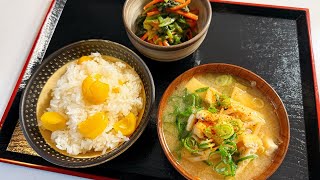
left=0, top=0, right=319, bottom=179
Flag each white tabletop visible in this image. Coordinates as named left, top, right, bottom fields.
left=0, top=0, right=319, bottom=179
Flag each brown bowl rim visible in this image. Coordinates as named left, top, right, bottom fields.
left=157, top=63, right=290, bottom=180
left=122, top=0, right=212, bottom=51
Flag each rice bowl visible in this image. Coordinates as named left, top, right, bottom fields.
left=37, top=52, right=145, bottom=156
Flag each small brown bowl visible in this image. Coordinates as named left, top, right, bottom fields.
left=123, top=0, right=212, bottom=61
left=157, top=63, right=290, bottom=179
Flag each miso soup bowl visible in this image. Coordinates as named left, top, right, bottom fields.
left=157, top=63, right=290, bottom=179
left=123, top=0, right=212, bottom=62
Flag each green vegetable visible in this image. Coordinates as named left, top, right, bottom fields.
left=204, top=126, right=214, bottom=138
left=136, top=0, right=197, bottom=46
left=199, top=139, right=214, bottom=149
left=215, top=75, right=233, bottom=86
left=214, top=123, right=235, bottom=139
left=166, top=29, right=173, bottom=39
left=174, top=22, right=183, bottom=33
left=195, top=87, right=209, bottom=93
left=173, top=34, right=181, bottom=44
left=205, top=151, right=219, bottom=166
left=229, top=118, right=244, bottom=134
left=135, top=15, right=147, bottom=37
left=236, top=154, right=258, bottom=164
left=157, top=0, right=179, bottom=12
left=171, top=90, right=204, bottom=141
left=183, top=136, right=198, bottom=153
left=212, top=140, right=238, bottom=176
left=215, top=94, right=231, bottom=109
left=208, top=104, right=218, bottom=113
left=159, top=17, right=176, bottom=27
left=228, top=133, right=238, bottom=141
left=214, top=160, right=237, bottom=177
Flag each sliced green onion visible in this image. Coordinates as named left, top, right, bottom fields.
left=229, top=118, right=243, bottom=133
left=236, top=154, right=258, bottom=164
left=199, top=139, right=214, bottom=149
left=252, top=98, right=265, bottom=109
left=214, top=123, right=234, bottom=139
left=214, top=161, right=237, bottom=176
left=176, top=118, right=184, bottom=133
left=215, top=75, right=233, bottom=86
left=221, top=141, right=237, bottom=154
left=199, top=143, right=214, bottom=149
left=208, top=104, right=218, bottom=113
left=205, top=151, right=219, bottom=166
left=179, top=106, right=193, bottom=117
left=195, top=87, right=209, bottom=93
left=183, top=137, right=198, bottom=153
left=228, top=133, right=237, bottom=141
left=220, top=94, right=231, bottom=109
left=204, top=126, right=214, bottom=138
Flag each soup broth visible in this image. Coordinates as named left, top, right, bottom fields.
left=162, top=73, right=281, bottom=179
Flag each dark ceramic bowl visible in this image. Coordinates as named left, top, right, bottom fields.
left=19, top=39, right=155, bottom=168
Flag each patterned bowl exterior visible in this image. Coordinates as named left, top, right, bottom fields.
left=19, top=39, right=155, bottom=168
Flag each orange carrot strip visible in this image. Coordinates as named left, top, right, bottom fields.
left=140, top=32, right=149, bottom=41
left=147, top=10, right=160, bottom=17
left=175, top=0, right=185, bottom=3
left=152, top=35, right=159, bottom=43
left=170, top=0, right=191, bottom=11
left=163, top=40, right=170, bottom=46
left=158, top=41, right=164, bottom=46
left=174, top=10, right=198, bottom=20
left=143, top=0, right=163, bottom=10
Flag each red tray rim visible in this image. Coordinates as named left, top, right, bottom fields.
left=0, top=0, right=318, bottom=179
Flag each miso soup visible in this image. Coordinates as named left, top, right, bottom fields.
left=162, top=73, right=281, bottom=179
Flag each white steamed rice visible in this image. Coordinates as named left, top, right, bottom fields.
left=46, top=52, right=143, bottom=155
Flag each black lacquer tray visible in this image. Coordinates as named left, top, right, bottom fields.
left=0, top=0, right=319, bottom=179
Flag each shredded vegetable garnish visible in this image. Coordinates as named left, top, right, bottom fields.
left=135, top=0, right=198, bottom=46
